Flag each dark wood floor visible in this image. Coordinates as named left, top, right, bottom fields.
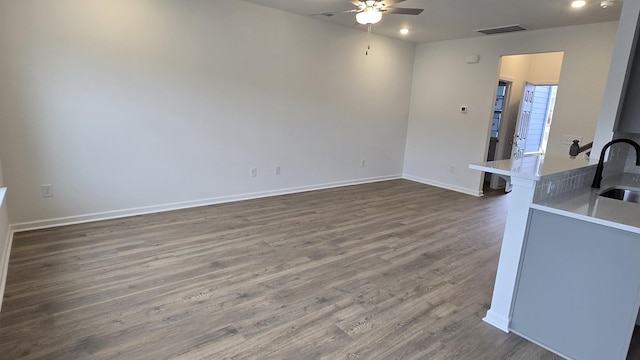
left=0, top=179, right=617, bottom=359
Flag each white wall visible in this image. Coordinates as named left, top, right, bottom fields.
left=594, top=0, right=640, bottom=160
left=404, top=22, right=618, bottom=195
left=527, top=52, right=565, bottom=85
left=0, top=159, right=4, bottom=188
left=0, top=0, right=416, bottom=226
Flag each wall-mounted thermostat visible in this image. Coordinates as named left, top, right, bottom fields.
left=460, top=106, right=468, bottom=113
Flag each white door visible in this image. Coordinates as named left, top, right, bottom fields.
left=511, top=82, right=535, bottom=160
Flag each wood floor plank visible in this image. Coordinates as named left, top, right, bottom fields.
left=0, top=180, right=635, bottom=359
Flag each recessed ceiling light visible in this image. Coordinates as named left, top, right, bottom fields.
left=400, top=28, right=409, bottom=35
left=571, top=0, right=586, bottom=8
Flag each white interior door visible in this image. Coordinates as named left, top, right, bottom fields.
left=511, top=82, right=535, bottom=160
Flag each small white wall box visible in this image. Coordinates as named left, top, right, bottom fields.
left=466, top=54, right=480, bottom=64
left=461, top=106, right=468, bottom=113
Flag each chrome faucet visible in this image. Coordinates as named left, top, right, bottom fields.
left=591, top=138, right=640, bottom=188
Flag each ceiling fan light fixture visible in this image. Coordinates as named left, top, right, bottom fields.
left=356, top=7, right=382, bottom=25
left=571, top=0, right=586, bottom=8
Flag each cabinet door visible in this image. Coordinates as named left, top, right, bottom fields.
left=511, top=210, right=640, bottom=360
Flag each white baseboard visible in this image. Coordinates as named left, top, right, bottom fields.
left=402, top=175, right=482, bottom=197
left=11, top=175, right=402, bottom=233
left=0, top=228, right=13, bottom=312
left=483, top=310, right=511, bottom=333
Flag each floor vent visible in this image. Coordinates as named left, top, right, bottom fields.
left=476, top=24, right=527, bottom=35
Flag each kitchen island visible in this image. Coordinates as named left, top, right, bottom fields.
left=470, top=154, right=640, bottom=360
left=469, top=154, right=592, bottom=332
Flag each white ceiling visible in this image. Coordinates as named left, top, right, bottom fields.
left=242, top=0, right=622, bottom=43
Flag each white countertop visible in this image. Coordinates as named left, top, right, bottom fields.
left=532, top=174, right=640, bottom=234
left=470, top=155, right=640, bottom=233
left=469, top=154, right=591, bottom=181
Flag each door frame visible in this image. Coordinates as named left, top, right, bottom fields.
left=494, top=78, right=514, bottom=163
left=488, top=78, right=514, bottom=189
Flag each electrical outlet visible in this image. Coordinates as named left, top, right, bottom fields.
left=250, top=168, right=257, bottom=177
left=275, top=166, right=281, bottom=175
left=41, top=184, right=53, bottom=197
left=562, top=135, right=583, bottom=145
left=360, top=159, right=366, bottom=168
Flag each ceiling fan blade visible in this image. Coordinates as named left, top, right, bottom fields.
left=379, top=0, right=407, bottom=6
left=382, top=7, right=424, bottom=15
left=349, top=0, right=407, bottom=6
left=310, top=9, right=360, bottom=17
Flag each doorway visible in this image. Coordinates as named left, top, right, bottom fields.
left=485, top=80, right=511, bottom=187
left=484, top=52, right=564, bottom=191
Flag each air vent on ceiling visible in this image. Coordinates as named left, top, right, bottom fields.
left=475, top=24, right=527, bottom=35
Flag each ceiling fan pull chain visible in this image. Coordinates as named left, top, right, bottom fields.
left=366, top=24, right=372, bottom=56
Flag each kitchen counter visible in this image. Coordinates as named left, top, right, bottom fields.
left=470, top=154, right=640, bottom=232
left=510, top=208, right=640, bottom=360
left=469, top=154, right=590, bottom=181
left=532, top=174, right=640, bottom=234
left=511, top=173, right=640, bottom=359
left=468, top=154, right=637, bottom=334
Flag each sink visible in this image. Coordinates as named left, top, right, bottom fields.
left=599, top=186, right=640, bottom=204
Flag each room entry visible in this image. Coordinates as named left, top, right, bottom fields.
left=487, top=81, right=510, bottom=161
left=484, top=51, right=564, bottom=191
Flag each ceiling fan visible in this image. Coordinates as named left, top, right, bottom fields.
left=312, top=1, right=424, bottom=55
left=312, top=0, right=424, bottom=25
